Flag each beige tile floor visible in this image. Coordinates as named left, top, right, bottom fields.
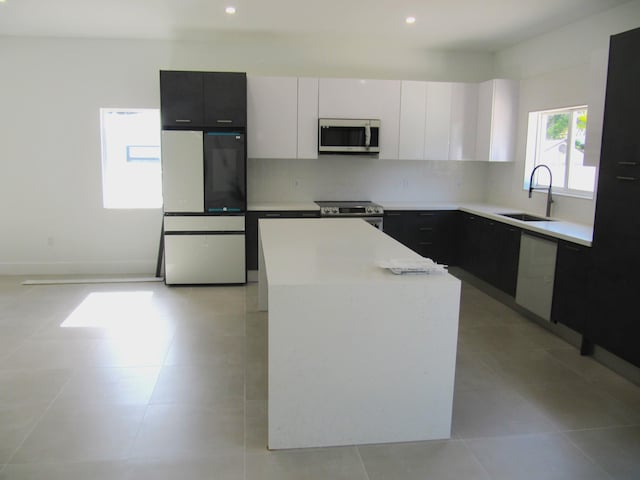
left=0, top=275, right=639, bottom=479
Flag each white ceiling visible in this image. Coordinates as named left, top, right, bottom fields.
left=0, top=0, right=629, bottom=51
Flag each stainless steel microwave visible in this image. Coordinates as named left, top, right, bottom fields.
left=318, top=118, right=380, bottom=154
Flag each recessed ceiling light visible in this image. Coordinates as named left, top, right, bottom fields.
left=225, top=6, right=236, bottom=14
left=405, top=16, right=416, bottom=25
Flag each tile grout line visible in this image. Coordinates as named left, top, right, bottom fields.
left=557, top=429, right=616, bottom=480
left=354, top=444, right=372, bottom=480
left=459, top=437, right=494, bottom=480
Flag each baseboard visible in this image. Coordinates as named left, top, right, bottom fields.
left=0, top=260, right=157, bottom=276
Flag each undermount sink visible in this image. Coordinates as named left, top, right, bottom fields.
left=499, top=212, right=554, bottom=222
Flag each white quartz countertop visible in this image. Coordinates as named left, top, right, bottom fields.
left=248, top=202, right=319, bottom=211
left=259, top=218, right=457, bottom=287
left=250, top=201, right=593, bottom=246
left=379, top=201, right=592, bottom=246
left=458, top=203, right=593, bottom=246
left=377, top=201, right=460, bottom=211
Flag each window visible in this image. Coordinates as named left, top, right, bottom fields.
left=524, top=106, right=596, bottom=198
left=100, top=108, right=162, bottom=209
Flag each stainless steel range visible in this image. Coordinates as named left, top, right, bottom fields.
left=315, top=201, right=384, bottom=230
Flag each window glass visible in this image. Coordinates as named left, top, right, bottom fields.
left=100, top=108, right=162, bottom=209
left=524, top=106, right=595, bottom=198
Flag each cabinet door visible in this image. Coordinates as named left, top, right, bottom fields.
left=297, top=77, right=319, bottom=159
left=492, top=222, right=521, bottom=297
left=449, top=83, right=478, bottom=161
left=160, top=71, right=204, bottom=128
left=161, top=130, right=204, bottom=213
left=424, top=82, right=452, bottom=160
left=410, top=211, right=456, bottom=266
left=247, top=76, right=298, bottom=159
left=203, top=72, right=247, bottom=127
left=383, top=212, right=408, bottom=246
left=475, top=79, right=518, bottom=162
left=398, top=81, right=427, bottom=160
left=318, top=78, right=401, bottom=159
left=589, top=27, right=640, bottom=368
left=551, top=242, right=591, bottom=334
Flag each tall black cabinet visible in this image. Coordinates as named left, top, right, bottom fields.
left=589, top=27, right=640, bottom=367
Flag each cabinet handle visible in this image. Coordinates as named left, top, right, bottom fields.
left=616, top=176, right=637, bottom=181
left=419, top=227, right=434, bottom=231
left=175, top=119, right=192, bottom=123
left=301, top=213, right=317, bottom=217
left=386, top=213, right=401, bottom=216
left=265, top=213, right=281, bottom=217
left=419, top=213, right=435, bottom=216
left=617, top=161, right=638, bottom=166
left=216, top=119, right=233, bottom=124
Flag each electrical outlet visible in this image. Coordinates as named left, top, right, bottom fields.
left=402, top=179, right=409, bottom=189
left=47, top=236, right=54, bottom=247
left=294, top=179, right=301, bottom=189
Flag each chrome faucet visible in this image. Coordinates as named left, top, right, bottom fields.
left=528, top=164, right=554, bottom=217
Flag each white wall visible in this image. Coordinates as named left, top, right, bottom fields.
left=248, top=158, right=488, bottom=204
left=487, top=0, right=640, bottom=225
left=0, top=35, right=493, bottom=275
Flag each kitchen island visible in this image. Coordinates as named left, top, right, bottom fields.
left=258, top=218, right=461, bottom=449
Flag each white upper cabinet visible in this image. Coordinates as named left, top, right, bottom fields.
left=449, top=83, right=479, bottom=161
left=399, top=81, right=427, bottom=160
left=297, top=78, right=319, bottom=159
left=247, top=76, right=298, bottom=159
left=424, top=82, right=453, bottom=160
left=475, top=79, right=519, bottom=162
left=583, top=48, right=608, bottom=167
left=318, top=78, right=401, bottom=159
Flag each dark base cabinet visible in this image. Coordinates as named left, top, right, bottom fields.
left=457, top=212, right=520, bottom=297
left=384, top=211, right=457, bottom=266
left=551, top=241, right=592, bottom=335
left=246, top=211, right=320, bottom=270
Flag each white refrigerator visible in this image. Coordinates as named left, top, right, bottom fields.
left=161, top=130, right=246, bottom=285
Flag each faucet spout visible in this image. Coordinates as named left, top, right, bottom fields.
left=528, top=164, right=553, bottom=217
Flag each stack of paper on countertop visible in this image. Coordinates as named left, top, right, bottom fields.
left=378, top=258, right=448, bottom=275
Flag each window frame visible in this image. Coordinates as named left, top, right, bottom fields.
left=523, top=105, right=595, bottom=200
left=99, top=108, right=162, bottom=210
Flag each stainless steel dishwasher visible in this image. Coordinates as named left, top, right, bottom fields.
left=515, top=232, right=558, bottom=321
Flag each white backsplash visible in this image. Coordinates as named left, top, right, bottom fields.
left=248, top=157, right=489, bottom=204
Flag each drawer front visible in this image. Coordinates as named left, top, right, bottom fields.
left=164, top=216, right=245, bottom=232
left=165, top=234, right=246, bottom=284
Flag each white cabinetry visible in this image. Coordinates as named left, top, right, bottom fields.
left=297, top=78, right=319, bottom=159
left=399, top=81, right=479, bottom=161
left=449, top=83, right=479, bottom=161
left=475, top=79, right=519, bottom=162
left=247, top=76, right=298, bottom=159
left=424, top=82, right=453, bottom=160
left=318, top=78, right=401, bottom=159
left=399, top=81, right=427, bottom=160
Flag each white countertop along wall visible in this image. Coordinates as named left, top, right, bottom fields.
left=249, top=200, right=593, bottom=246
